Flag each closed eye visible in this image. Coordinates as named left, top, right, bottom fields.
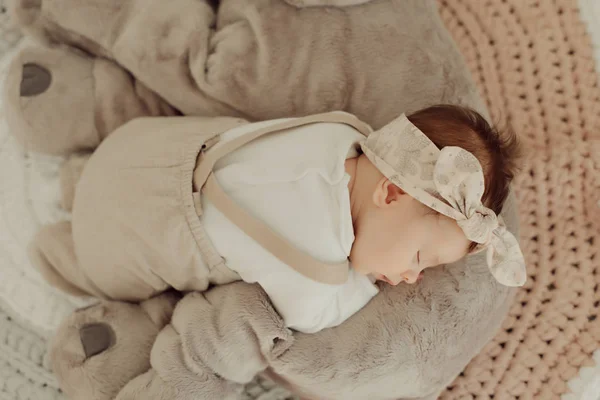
left=417, top=251, right=421, bottom=265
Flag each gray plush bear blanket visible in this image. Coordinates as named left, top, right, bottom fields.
left=1, top=0, right=519, bottom=398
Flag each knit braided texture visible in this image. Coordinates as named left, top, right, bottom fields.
left=438, top=1, right=600, bottom=399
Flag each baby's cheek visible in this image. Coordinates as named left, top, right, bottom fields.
left=380, top=256, right=406, bottom=277
left=361, top=252, right=385, bottom=273
left=364, top=251, right=396, bottom=275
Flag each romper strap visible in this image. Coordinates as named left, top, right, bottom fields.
left=195, top=112, right=372, bottom=285
left=194, top=113, right=372, bottom=190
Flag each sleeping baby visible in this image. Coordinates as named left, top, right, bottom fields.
left=30, top=104, right=526, bottom=334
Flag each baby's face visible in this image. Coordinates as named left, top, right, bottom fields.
left=350, top=182, right=471, bottom=285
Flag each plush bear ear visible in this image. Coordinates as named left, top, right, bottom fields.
left=50, top=299, right=170, bottom=400
left=77, top=292, right=181, bottom=359
left=20, top=63, right=52, bottom=97
left=283, top=0, right=374, bottom=8
left=3, top=45, right=102, bottom=156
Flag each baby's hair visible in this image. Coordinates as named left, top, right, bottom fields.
left=407, top=104, right=521, bottom=243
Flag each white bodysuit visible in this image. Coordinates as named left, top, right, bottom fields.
left=201, top=119, right=379, bottom=333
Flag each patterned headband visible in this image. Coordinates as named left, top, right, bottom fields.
left=360, top=114, right=526, bottom=287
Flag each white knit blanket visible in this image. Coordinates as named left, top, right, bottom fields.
left=0, top=39, right=65, bottom=400
left=0, top=38, right=91, bottom=400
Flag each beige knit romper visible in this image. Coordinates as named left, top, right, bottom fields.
left=60, top=113, right=371, bottom=300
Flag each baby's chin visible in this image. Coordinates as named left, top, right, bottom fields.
left=349, top=255, right=384, bottom=282
left=349, top=258, right=369, bottom=275
left=350, top=262, right=382, bottom=283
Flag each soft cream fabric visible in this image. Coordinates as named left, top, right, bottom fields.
left=72, top=116, right=245, bottom=300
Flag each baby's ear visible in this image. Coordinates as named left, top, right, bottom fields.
left=373, top=178, right=405, bottom=207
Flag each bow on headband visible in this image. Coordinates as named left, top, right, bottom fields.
left=360, top=114, right=526, bottom=287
